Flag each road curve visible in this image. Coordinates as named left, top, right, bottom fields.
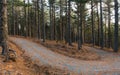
left=10, top=37, right=120, bottom=75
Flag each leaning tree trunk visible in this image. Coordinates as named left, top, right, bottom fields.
left=0, top=0, right=9, bottom=61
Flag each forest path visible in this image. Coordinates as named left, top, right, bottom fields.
left=10, top=37, right=120, bottom=75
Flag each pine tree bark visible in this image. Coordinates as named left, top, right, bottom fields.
left=41, top=0, right=45, bottom=42
left=27, top=0, right=30, bottom=37
left=107, top=2, right=111, bottom=48
left=68, top=0, right=72, bottom=45
left=24, top=0, right=27, bottom=37
left=96, top=3, right=100, bottom=46
left=59, top=0, right=63, bottom=41
left=37, top=0, right=41, bottom=39
left=78, top=3, right=82, bottom=50
left=100, top=0, right=104, bottom=48
left=114, top=0, right=119, bottom=52
left=91, top=0, right=95, bottom=46
left=0, top=0, right=9, bottom=61
left=12, top=0, right=15, bottom=35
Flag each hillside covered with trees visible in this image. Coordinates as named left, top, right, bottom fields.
left=0, top=0, right=120, bottom=75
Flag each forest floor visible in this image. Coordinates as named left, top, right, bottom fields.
left=9, top=37, right=120, bottom=75
left=13, top=36, right=101, bottom=60
left=0, top=42, right=70, bottom=75
left=0, top=42, right=36, bottom=75
left=37, top=40, right=100, bottom=60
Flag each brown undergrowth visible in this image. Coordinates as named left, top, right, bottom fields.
left=0, top=42, right=35, bottom=75
left=33, top=40, right=101, bottom=61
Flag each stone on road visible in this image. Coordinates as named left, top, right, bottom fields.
left=10, top=37, right=120, bottom=75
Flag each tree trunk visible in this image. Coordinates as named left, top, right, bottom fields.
left=37, top=0, right=41, bottom=39
left=96, top=3, right=100, bottom=46
left=100, top=0, right=104, bottom=48
left=49, top=3, right=52, bottom=40
left=59, top=0, right=63, bottom=41
left=107, top=3, right=111, bottom=48
left=0, top=0, right=9, bottom=61
left=41, top=0, right=45, bottom=42
left=12, top=0, right=15, bottom=35
left=35, top=1, right=37, bottom=38
left=27, top=0, right=29, bottom=37
left=114, top=0, right=119, bottom=52
left=104, top=12, right=107, bottom=47
left=80, top=4, right=83, bottom=45
left=53, top=4, right=56, bottom=40
left=68, top=0, right=72, bottom=45
left=91, top=0, right=95, bottom=46
left=78, top=3, right=82, bottom=50
left=24, top=0, right=27, bottom=37
left=65, top=0, right=68, bottom=43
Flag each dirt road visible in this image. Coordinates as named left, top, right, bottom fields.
left=10, top=37, right=120, bottom=75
